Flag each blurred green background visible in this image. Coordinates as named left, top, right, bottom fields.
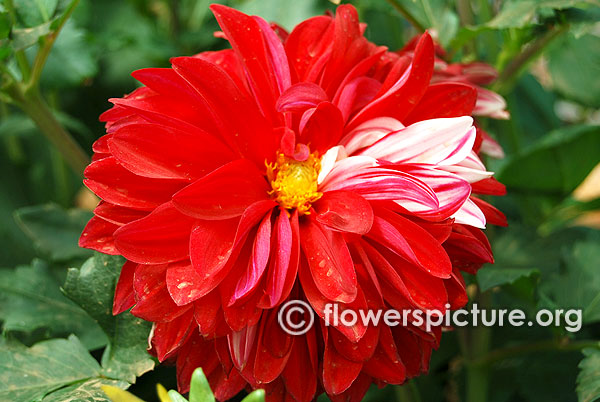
left=0, top=0, right=599, bottom=401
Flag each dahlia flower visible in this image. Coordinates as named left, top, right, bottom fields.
left=80, top=4, right=507, bottom=401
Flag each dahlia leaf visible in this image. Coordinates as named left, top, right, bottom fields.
left=0, top=259, right=106, bottom=350
left=14, top=203, right=93, bottom=262
left=498, top=125, right=600, bottom=195
left=0, top=335, right=103, bottom=401
left=547, top=33, right=600, bottom=108
left=540, top=240, right=600, bottom=324
left=63, top=253, right=155, bottom=383
left=476, top=266, right=540, bottom=292
left=577, top=348, right=600, bottom=402
left=44, top=379, right=128, bottom=402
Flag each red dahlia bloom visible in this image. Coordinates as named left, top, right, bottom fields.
left=80, top=4, right=507, bottom=401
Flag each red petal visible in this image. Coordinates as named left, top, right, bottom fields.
left=300, top=219, right=357, bottom=303
left=131, top=263, right=188, bottom=322
left=471, top=196, right=507, bottom=227
left=166, top=261, right=206, bottom=306
left=211, top=5, right=285, bottom=124
left=188, top=200, right=275, bottom=297
left=299, top=102, right=344, bottom=154
left=276, top=82, right=328, bottom=113
left=170, top=56, right=277, bottom=165
left=93, top=202, right=147, bottom=226
left=108, top=123, right=234, bottom=180
left=114, top=202, right=194, bottom=264
left=172, top=159, right=270, bottom=220
left=314, top=190, right=373, bottom=234
left=113, top=261, right=137, bottom=315
left=79, top=216, right=119, bottom=255
left=347, top=33, right=434, bottom=130
left=84, top=157, right=184, bottom=210
left=151, top=308, right=194, bottom=361
left=404, top=82, right=477, bottom=124
left=233, top=210, right=273, bottom=301
left=262, top=210, right=300, bottom=308
left=373, top=208, right=452, bottom=278
left=322, top=330, right=363, bottom=395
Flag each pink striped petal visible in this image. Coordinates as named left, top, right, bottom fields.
left=396, top=165, right=471, bottom=220
left=340, top=117, right=404, bottom=155
left=359, top=116, right=474, bottom=165
left=452, top=198, right=486, bottom=229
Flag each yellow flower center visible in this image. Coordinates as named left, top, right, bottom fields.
left=267, top=152, right=322, bottom=215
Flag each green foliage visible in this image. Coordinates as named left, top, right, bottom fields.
left=578, top=348, right=600, bottom=402
left=14, top=203, right=93, bottom=262
left=0, top=0, right=599, bottom=401
left=63, top=253, right=155, bottom=383
left=0, top=259, right=106, bottom=349
left=0, top=335, right=126, bottom=402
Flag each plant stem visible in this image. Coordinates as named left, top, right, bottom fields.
left=462, top=292, right=492, bottom=402
left=493, top=24, right=568, bottom=94
left=385, top=0, right=426, bottom=32
left=7, top=84, right=89, bottom=176
left=27, top=0, right=81, bottom=91
left=472, top=339, right=600, bottom=366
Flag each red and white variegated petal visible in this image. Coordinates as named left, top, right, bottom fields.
left=339, top=117, right=404, bottom=155
left=358, top=116, right=475, bottom=165
left=452, top=198, right=486, bottom=229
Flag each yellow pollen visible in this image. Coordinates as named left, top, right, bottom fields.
left=267, top=152, right=322, bottom=215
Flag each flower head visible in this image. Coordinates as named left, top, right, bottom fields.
left=80, top=4, right=507, bottom=401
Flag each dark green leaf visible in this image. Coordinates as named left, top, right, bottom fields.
left=42, top=20, right=98, bottom=87
left=578, top=348, right=600, bottom=402
left=548, top=33, right=600, bottom=107
left=487, top=0, right=593, bottom=29
left=497, top=125, right=600, bottom=195
left=477, top=266, right=540, bottom=292
left=14, top=0, right=59, bottom=26
left=14, top=203, right=93, bottom=262
left=0, top=259, right=106, bottom=349
left=63, top=253, right=155, bottom=383
left=0, top=335, right=101, bottom=401
left=540, top=240, right=600, bottom=324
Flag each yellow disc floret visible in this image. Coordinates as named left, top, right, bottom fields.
left=267, top=152, right=322, bottom=215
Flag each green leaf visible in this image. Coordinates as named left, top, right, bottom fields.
left=540, top=240, right=600, bottom=324
left=485, top=0, right=596, bottom=29
left=14, top=203, right=93, bottom=262
left=14, top=0, right=59, bottom=26
left=0, top=259, right=106, bottom=349
left=189, top=368, right=215, bottom=402
left=477, top=266, right=540, bottom=292
left=241, top=389, right=266, bottom=402
left=42, top=20, right=98, bottom=87
left=497, top=125, right=600, bottom=195
left=63, top=253, right=155, bottom=383
left=578, top=348, right=600, bottom=402
left=0, top=8, right=10, bottom=39
left=168, top=391, right=190, bottom=402
left=10, top=0, right=79, bottom=50
left=0, top=335, right=101, bottom=401
left=43, top=379, right=127, bottom=402
left=547, top=33, right=600, bottom=107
